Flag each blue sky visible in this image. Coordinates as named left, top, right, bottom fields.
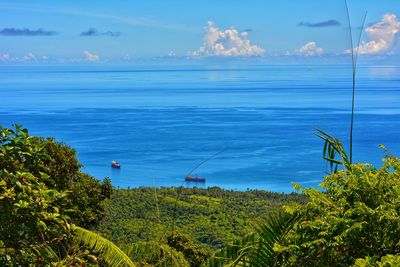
left=0, top=0, right=399, bottom=63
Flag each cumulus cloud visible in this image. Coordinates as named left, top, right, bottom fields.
left=0, top=28, right=57, bottom=36
left=296, top=41, right=324, bottom=56
left=83, top=50, right=100, bottom=61
left=80, top=28, right=120, bottom=37
left=298, top=19, right=341, bottom=28
left=190, top=21, right=264, bottom=57
left=355, top=13, right=400, bottom=55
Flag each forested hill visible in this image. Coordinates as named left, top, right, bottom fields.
left=95, top=187, right=305, bottom=251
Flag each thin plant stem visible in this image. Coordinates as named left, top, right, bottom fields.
left=345, top=0, right=367, bottom=164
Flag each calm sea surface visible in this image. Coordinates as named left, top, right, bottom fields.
left=1, top=64, right=399, bottom=192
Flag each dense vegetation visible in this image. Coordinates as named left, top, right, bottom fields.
left=212, top=140, right=400, bottom=266
left=276, top=150, right=400, bottom=266
left=95, top=187, right=304, bottom=254
left=1, top=125, right=400, bottom=266
left=0, top=125, right=133, bottom=266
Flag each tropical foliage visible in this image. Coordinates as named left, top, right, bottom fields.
left=0, top=170, right=75, bottom=265
left=208, top=211, right=297, bottom=267
left=2, top=124, right=399, bottom=266
left=95, top=186, right=304, bottom=252
left=0, top=125, right=133, bottom=266
left=123, top=241, right=189, bottom=266
left=274, top=150, right=400, bottom=266
left=0, top=125, right=110, bottom=227
left=220, top=142, right=400, bottom=266
left=73, top=226, right=136, bottom=267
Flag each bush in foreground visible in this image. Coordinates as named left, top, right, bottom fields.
left=276, top=151, right=400, bottom=266
left=0, top=125, right=132, bottom=266
left=212, top=148, right=400, bottom=267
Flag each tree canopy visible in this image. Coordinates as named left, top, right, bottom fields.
left=0, top=125, right=122, bottom=266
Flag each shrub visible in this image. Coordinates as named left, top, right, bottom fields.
left=0, top=125, right=110, bottom=227
left=275, top=151, right=400, bottom=266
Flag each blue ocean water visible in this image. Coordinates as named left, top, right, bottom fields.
left=1, top=64, right=399, bottom=192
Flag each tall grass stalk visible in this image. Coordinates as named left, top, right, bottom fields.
left=345, top=0, right=367, bottom=164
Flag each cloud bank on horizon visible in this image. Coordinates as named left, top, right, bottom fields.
left=0, top=51, right=100, bottom=63
left=190, top=21, right=264, bottom=57
left=1, top=12, right=400, bottom=63
left=0, top=52, right=41, bottom=62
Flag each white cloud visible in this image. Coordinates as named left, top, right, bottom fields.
left=21, top=52, right=37, bottom=62
left=296, top=41, right=324, bottom=56
left=58, top=57, right=82, bottom=63
left=83, top=50, right=100, bottom=61
left=0, top=53, right=52, bottom=63
left=356, top=13, right=400, bottom=55
left=0, top=53, right=11, bottom=62
left=190, top=21, right=264, bottom=57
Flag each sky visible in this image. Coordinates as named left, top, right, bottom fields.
left=0, top=0, right=400, bottom=64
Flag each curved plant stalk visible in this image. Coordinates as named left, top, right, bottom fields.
left=345, top=0, right=367, bottom=164
left=73, top=226, right=136, bottom=267
left=316, top=2, right=367, bottom=173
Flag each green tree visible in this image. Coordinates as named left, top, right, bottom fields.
left=0, top=125, right=135, bottom=266
left=167, top=232, right=209, bottom=266
left=0, top=171, right=74, bottom=265
left=0, top=125, right=110, bottom=227
left=102, top=177, right=114, bottom=199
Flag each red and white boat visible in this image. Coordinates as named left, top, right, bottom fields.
left=185, top=175, right=206, bottom=182
left=111, top=161, right=121, bottom=168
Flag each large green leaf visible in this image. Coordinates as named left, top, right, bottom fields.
left=208, top=212, right=297, bottom=267
left=123, top=241, right=190, bottom=267
left=73, top=226, right=136, bottom=267
left=315, top=128, right=351, bottom=174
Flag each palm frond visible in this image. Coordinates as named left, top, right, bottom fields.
left=315, top=128, right=351, bottom=173
left=123, top=241, right=189, bottom=267
left=73, top=226, right=136, bottom=267
left=209, top=212, right=297, bottom=267
left=208, top=233, right=257, bottom=267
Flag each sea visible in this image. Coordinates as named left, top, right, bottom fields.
left=1, top=63, right=399, bottom=192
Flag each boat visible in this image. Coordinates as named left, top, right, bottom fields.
left=185, top=175, right=205, bottom=182
left=111, top=161, right=121, bottom=168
